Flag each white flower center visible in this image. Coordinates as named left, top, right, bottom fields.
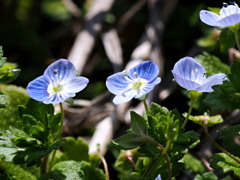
left=48, top=83, right=63, bottom=94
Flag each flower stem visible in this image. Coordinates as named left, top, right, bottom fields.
left=58, top=102, right=64, bottom=137
left=143, top=99, right=149, bottom=115
left=48, top=103, right=65, bottom=171
left=181, top=97, right=195, bottom=129
left=41, top=155, right=49, bottom=174
left=48, top=150, right=56, bottom=171
left=97, top=145, right=109, bottom=180
left=203, top=123, right=240, bottom=164
left=144, top=137, right=172, bottom=180
left=234, top=30, right=240, bottom=51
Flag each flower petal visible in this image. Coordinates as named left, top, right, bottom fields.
left=113, top=90, right=136, bottom=104
left=196, top=73, right=226, bottom=92
left=172, top=71, right=201, bottom=91
left=216, top=14, right=240, bottom=27
left=26, top=75, right=50, bottom=101
left=220, top=4, right=240, bottom=18
left=199, top=10, right=221, bottom=26
left=172, top=57, right=206, bottom=84
left=63, top=77, right=89, bottom=94
left=106, top=72, right=129, bottom=95
left=135, top=77, right=161, bottom=98
left=127, top=61, right=159, bottom=81
left=44, top=59, right=76, bottom=83
left=43, top=92, right=72, bottom=104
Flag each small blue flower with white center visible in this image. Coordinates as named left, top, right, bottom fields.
left=106, top=61, right=161, bottom=104
left=27, top=59, right=89, bottom=104
left=200, top=2, right=240, bottom=28
left=155, top=174, right=162, bottom=180
left=171, top=57, right=226, bottom=92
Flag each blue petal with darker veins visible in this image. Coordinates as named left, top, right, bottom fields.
left=196, top=73, right=226, bottom=92
left=127, top=61, right=159, bottom=81
left=106, top=72, right=129, bottom=94
left=44, top=59, right=76, bottom=83
left=26, top=75, right=50, bottom=101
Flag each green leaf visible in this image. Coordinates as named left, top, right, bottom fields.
left=13, top=138, right=65, bottom=166
left=194, top=172, right=218, bottom=180
left=112, top=132, right=147, bottom=150
left=62, top=137, right=89, bottom=162
left=219, top=30, right=235, bottom=52
left=130, top=111, right=147, bottom=134
left=195, top=52, right=230, bottom=75
left=65, top=97, right=74, bottom=105
left=0, top=47, right=7, bottom=68
left=218, top=125, right=240, bottom=156
left=0, top=93, right=7, bottom=108
left=0, top=85, right=29, bottom=131
left=166, top=115, right=180, bottom=142
left=52, top=161, right=84, bottom=180
left=48, top=113, right=61, bottom=140
left=0, top=160, right=37, bottom=180
left=0, top=63, right=20, bottom=84
left=204, top=61, right=240, bottom=111
left=18, top=99, right=54, bottom=126
left=187, top=114, right=223, bottom=127
left=172, top=131, right=200, bottom=154
left=78, top=161, right=106, bottom=180
left=0, top=132, right=18, bottom=161
left=210, top=153, right=240, bottom=177
left=114, top=149, right=142, bottom=179
left=183, top=153, right=204, bottom=174
left=52, top=161, right=106, bottom=180
left=39, top=170, right=65, bottom=180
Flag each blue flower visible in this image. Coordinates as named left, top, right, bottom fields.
left=155, top=174, right=162, bottom=180
left=171, top=57, right=226, bottom=92
left=27, top=59, right=89, bottom=104
left=200, top=2, right=240, bottom=28
left=106, top=61, right=161, bottom=104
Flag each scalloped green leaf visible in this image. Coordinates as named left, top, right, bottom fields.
left=194, top=172, right=218, bottom=180
left=0, top=161, right=36, bottom=180
left=62, top=137, right=89, bottom=162
left=112, top=132, right=147, bottom=150
left=0, top=47, right=6, bottom=68
left=187, top=114, right=223, bottom=127
left=204, top=61, right=240, bottom=111
left=130, top=111, right=147, bottom=135
left=183, top=153, right=204, bottom=174
left=195, top=52, right=230, bottom=75
left=210, top=153, right=240, bottom=177
left=218, top=125, right=240, bottom=157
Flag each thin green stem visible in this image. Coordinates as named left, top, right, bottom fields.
left=143, top=99, right=149, bottom=115
left=234, top=30, right=240, bottom=51
left=48, top=150, right=56, bottom=171
left=144, top=137, right=172, bottom=180
left=58, top=103, right=64, bottom=137
left=203, top=123, right=240, bottom=165
left=181, top=98, right=195, bottom=129
left=48, top=103, right=65, bottom=171
left=41, top=155, right=49, bottom=174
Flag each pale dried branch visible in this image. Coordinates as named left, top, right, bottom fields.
left=102, top=29, right=123, bottom=72
left=68, top=0, right=115, bottom=74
